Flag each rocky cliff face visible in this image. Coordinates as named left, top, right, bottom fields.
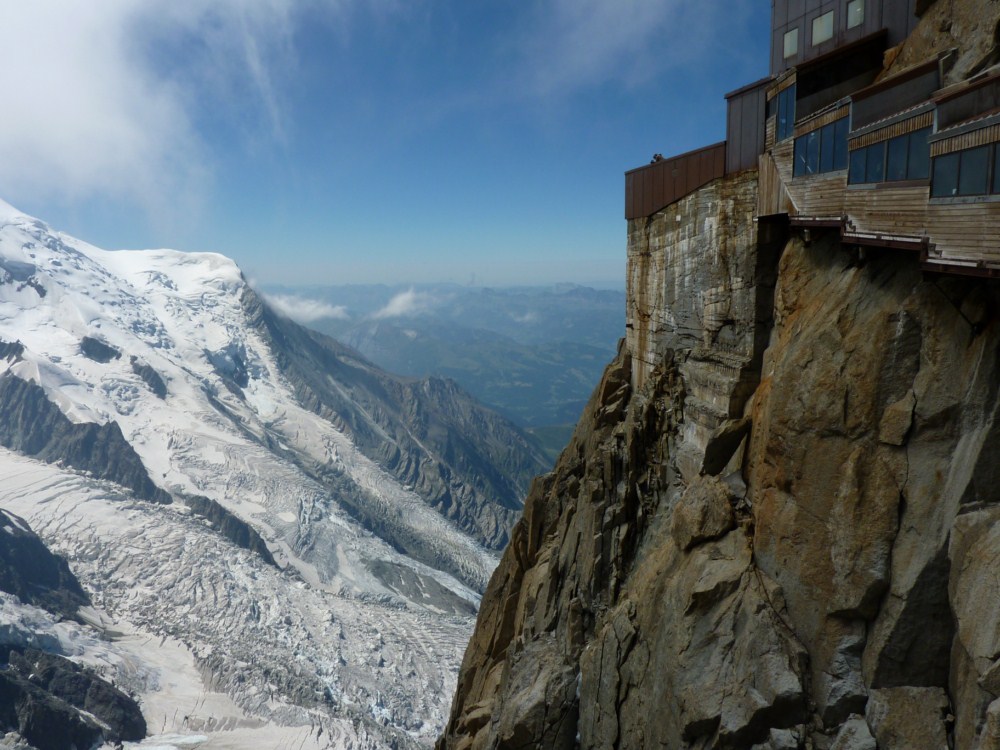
left=0, top=372, right=171, bottom=504
left=0, top=509, right=88, bottom=621
left=439, top=15, right=1000, bottom=733
left=0, top=511, right=146, bottom=749
left=441, top=220, right=1000, bottom=749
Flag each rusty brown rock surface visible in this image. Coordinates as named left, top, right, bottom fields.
left=441, top=226, right=1000, bottom=749
left=886, top=0, right=1000, bottom=83
left=438, top=3, right=1000, bottom=747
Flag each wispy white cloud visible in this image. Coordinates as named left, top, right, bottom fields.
left=512, top=0, right=749, bottom=98
left=371, top=288, right=435, bottom=319
left=264, top=292, right=350, bottom=323
left=0, top=1, right=328, bottom=223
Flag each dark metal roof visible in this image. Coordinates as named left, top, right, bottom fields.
left=624, top=142, right=726, bottom=220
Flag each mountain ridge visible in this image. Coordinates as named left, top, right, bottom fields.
left=0, top=197, right=547, bottom=748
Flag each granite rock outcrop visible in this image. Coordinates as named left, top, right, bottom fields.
left=440, top=2, right=1000, bottom=746
left=441, top=213, right=1000, bottom=749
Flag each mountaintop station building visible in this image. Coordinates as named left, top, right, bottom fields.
left=626, top=0, right=1000, bottom=277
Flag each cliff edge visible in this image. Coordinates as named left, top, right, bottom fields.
left=441, top=229, right=1000, bottom=750
left=438, top=3, right=1000, bottom=746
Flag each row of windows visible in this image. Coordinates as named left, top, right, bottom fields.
left=793, top=118, right=849, bottom=176
left=789, top=120, right=1000, bottom=200
left=848, top=128, right=931, bottom=185
left=783, top=0, right=864, bottom=59
left=932, top=144, right=1000, bottom=198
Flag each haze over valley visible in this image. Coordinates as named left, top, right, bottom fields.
left=264, top=283, right=625, bottom=460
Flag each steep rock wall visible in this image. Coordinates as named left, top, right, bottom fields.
left=0, top=373, right=170, bottom=504
left=627, top=170, right=782, bottom=480
left=440, top=229, right=1000, bottom=749
left=439, top=3, right=1000, bottom=744
left=746, top=237, right=1000, bottom=748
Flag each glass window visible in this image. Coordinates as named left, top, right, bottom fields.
left=813, top=11, right=834, bottom=45
left=777, top=86, right=796, bottom=141
left=847, top=0, right=865, bottom=29
left=932, top=153, right=960, bottom=197
left=806, top=130, right=821, bottom=174
left=833, top=117, right=849, bottom=171
left=866, top=141, right=886, bottom=183
left=849, top=147, right=867, bottom=184
left=778, top=91, right=788, bottom=141
left=784, top=28, right=799, bottom=58
left=993, top=145, right=1000, bottom=194
left=793, top=130, right=823, bottom=176
left=794, top=137, right=807, bottom=177
left=959, top=146, right=990, bottom=195
left=907, top=128, right=931, bottom=180
left=820, top=123, right=835, bottom=173
left=887, top=135, right=908, bottom=181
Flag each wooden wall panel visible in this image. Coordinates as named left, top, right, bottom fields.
left=931, top=124, right=1000, bottom=156
left=850, top=111, right=934, bottom=148
left=758, top=152, right=796, bottom=216
left=625, top=142, right=727, bottom=219
left=794, top=105, right=850, bottom=137
left=771, top=137, right=848, bottom=217
left=844, top=185, right=930, bottom=236
left=791, top=172, right=849, bottom=216
left=926, top=202, right=1000, bottom=264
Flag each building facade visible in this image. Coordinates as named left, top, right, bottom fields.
left=770, top=0, right=919, bottom=75
left=626, top=0, right=1000, bottom=277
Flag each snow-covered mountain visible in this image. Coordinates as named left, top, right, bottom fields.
left=0, top=199, right=548, bottom=749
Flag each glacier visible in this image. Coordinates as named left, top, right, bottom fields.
left=0, top=199, right=542, bottom=749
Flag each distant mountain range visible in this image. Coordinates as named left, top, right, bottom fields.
left=263, top=283, right=625, bottom=459
left=0, top=199, right=549, bottom=748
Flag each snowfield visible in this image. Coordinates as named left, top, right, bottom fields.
left=0, top=199, right=509, bottom=748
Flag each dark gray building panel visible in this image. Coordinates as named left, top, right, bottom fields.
left=726, top=78, right=771, bottom=174
left=851, top=59, right=939, bottom=129
left=771, top=0, right=917, bottom=75
left=936, top=75, right=1000, bottom=131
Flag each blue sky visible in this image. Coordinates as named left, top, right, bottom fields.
left=0, top=1, right=769, bottom=287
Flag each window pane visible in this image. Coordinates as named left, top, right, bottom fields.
left=907, top=127, right=931, bottom=180
left=994, top=145, right=1000, bottom=194
left=886, top=135, right=908, bottom=181
left=779, top=90, right=788, bottom=140
left=777, top=87, right=795, bottom=141
left=784, top=86, right=797, bottom=140
left=833, top=118, right=849, bottom=171
left=866, top=141, right=886, bottom=183
left=932, top=153, right=960, bottom=197
left=806, top=130, right=820, bottom=174
left=959, top=146, right=990, bottom=195
left=849, top=147, right=867, bottom=184
left=820, top=123, right=835, bottom=173
left=813, top=11, right=834, bottom=45
left=847, top=0, right=864, bottom=29
left=794, top=137, right=807, bottom=177
left=784, top=28, right=799, bottom=58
